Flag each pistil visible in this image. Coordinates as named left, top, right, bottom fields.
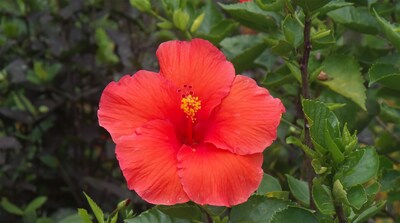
left=180, top=94, right=201, bottom=145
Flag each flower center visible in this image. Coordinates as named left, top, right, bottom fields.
left=180, top=95, right=201, bottom=123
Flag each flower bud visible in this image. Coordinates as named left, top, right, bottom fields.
left=173, top=9, right=190, bottom=31
left=190, top=12, right=205, bottom=33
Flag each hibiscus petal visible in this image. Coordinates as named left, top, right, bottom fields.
left=156, top=38, right=235, bottom=121
left=98, top=71, right=183, bottom=141
left=204, top=75, right=285, bottom=155
left=116, top=120, right=189, bottom=205
left=177, top=143, right=263, bottom=207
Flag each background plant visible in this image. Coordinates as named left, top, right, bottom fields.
left=1, top=0, right=399, bottom=222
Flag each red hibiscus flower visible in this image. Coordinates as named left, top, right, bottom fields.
left=98, top=39, right=285, bottom=207
left=240, top=0, right=252, bottom=2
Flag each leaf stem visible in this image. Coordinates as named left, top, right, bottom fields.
left=335, top=203, right=347, bottom=223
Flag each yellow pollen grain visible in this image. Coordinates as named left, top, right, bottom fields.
left=180, top=95, right=201, bottom=122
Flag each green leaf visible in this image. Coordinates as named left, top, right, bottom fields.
left=380, top=169, right=400, bottom=192
left=25, top=196, right=47, bottom=213
left=60, top=213, right=87, bottom=223
left=318, top=1, right=353, bottom=15
left=285, top=60, right=301, bottom=83
left=78, top=208, right=92, bottom=223
left=33, top=61, right=48, bottom=81
left=110, top=212, right=118, bottom=223
left=198, top=19, right=236, bottom=44
left=83, top=192, right=104, bottom=223
left=219, top=2, right=278, bottom=32
left=341, top=123, right=358, bottom=153
left=220, top=34, right=267, bottom=73
left=286, top=136, right=318, bottom=159
left=311, top=159, right=328, bottom=175
left=347, top=185, right=367, bottom=210
left=282, top=15, right=303, bottom=48
left=271, top=40, right=293, bottom=56
left=197, top=0, right=222, bottom=34
left=334, top=147, right=379, bottom=188
left=286, top=174, right=310, bottom=206
left=292, top=0, right=330, bottom=14
left=312, top=183, right=335, bottom=215
left=129, top=0, right=151, bottom=12
left=365, top=182, right=380, bottom=200
left=95, top=28, right=119, bottom=65
left=319, top=55, right=366, bottom=110
left=327, top=6, right=379, bottom=34
left=319, top=89, right=379, bottom=133
left=157, top=203, right=202, bottom=221
left=125, top=208, right=190, bottom=223
left=332, top=180, right=350, bottom=205
left=257, top=173, right=282, bottom=194
left=36, top=217, right=53, bottom=223
left=324, top=120, right=344, bottom=163
left=230, top=196, right=292, bottom=223
left=255, top=0, right=285, bottom=11
left=351, top=201, right=386, bottom=223
left=265, top=191, right=290, bottom=200
left=1, top=197, right=24, bottom=215
left=373, top=9, right=400, bottom=51
left=270, top=207, right=319, bottom=223
left=368, top=63, right=400, bottom=91
left=40, top=155, right=60, bottom=168
left=302, top=99, right=340, bottom=154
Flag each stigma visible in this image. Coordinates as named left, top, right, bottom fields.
left=180, top=95, right=201, bottom=123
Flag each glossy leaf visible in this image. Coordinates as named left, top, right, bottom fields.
left=270, top=207, right=319, bottom=223
left=380, top=169, right=400, bottom=192
left=373, top=9, right=400, bottom=51
left=25, top=196, right=47, bottom=213
left=83, top=192, right=104, bottom=223
left=319, top=89, right=379, bottom=133
left=334, top=147, right=379, bottom=188
left=302, top=99, right=340, bottom=154
left=157, top=203, right=202, bottom=221
left=368, top=63, right=400, bottom=91
left=327, top=6, right=379, bottom=34
left=312, top=183, right=335, bottom=215
left=351, top=201, right=386, bottom=223
left=125, top=208, right=190, bottom=223
left=347, top=185, right=367, bottom=210
left=220, top=34, right=268, bottom=73
left=95, top=28, right=119, bottom=65
left=219, top=2, right=278, bottom=32
left=286, top=174, right=310, bottom=206
left=0, top=198, right=24, bottom=215
left=197, top=0, right=222, bottom=34
left=282, top=15, right=303, bottom=48
left=257, top=173, right=282, bottom=194
left=319, top=55, right=367, bottom=110
left=318, top=1, right=353, bottom=15
left=230, top=196, right=292, bottom=223
left=324, top=120, right=344, bottom=163
left=286, top=136, right=318, bottom=159
left=256, top=0, right=285, bottom=11
left=292, top=0, right=330, bottom=14
left=77, top=209, right=92, bottom=223
left=332, top=180, right=350, bottom=205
